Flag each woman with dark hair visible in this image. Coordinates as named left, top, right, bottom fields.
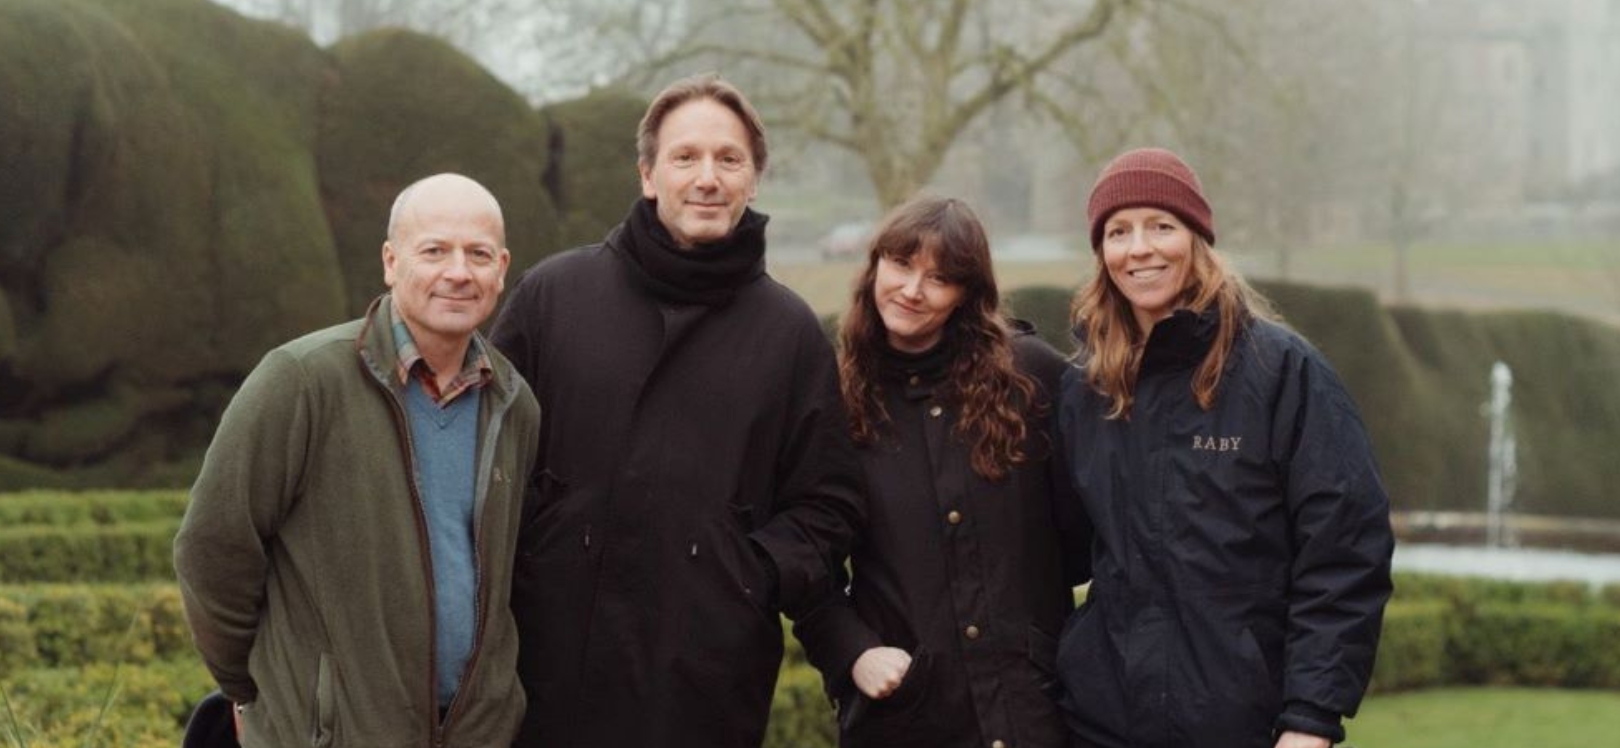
left=1054, top=148, right=1394, bottom=748
left=795, top=195, right=1088, bottom=748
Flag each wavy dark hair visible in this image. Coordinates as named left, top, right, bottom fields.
left=839, top=196, right=1036, bottom=481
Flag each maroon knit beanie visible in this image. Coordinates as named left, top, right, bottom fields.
left=1086, top=147, right=1215, bottom=251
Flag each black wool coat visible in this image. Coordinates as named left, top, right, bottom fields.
left=490, top=225, right=863, bottom=748
left=796, top=329, right=1089, bottom=748
left=1054, top=309, right=1394, bottom=748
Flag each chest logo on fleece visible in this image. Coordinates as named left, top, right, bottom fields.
left=1192, top=435, right=1242, bottom=452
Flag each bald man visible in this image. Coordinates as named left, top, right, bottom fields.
left=175, top=174, right=540, bottom=748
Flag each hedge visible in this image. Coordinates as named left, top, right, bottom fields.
left=1445, top=602, right=1620, bottom=688
left=1367, top=574, right=1620, bottom=693
left=1367, top=601, right=1448, bottom=692
left=3, top=575, right=1618, bottom=748
left=0, top=490, right=187, bottom=528
left=0, top=585, right=191, bottom=676
left=0, top=521, right=178, bottom=583
left=0, top=658, right=214, bottom=748
left=1392, top=571, right=1596, bottom=609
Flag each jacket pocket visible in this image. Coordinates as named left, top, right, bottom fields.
left=1054, top=602, right=1128, bottom=738
left=517, top=469, right=570, bottom=557
left=1028, top=623, right=1060, bottom=698
left=311, top=653, right=335, bottom=748
left=720, top=503, right=772, bottom=617
left=841, top=646, right=934, bottom=743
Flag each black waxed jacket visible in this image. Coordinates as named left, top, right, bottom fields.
left=795, top=328, right=1090, bottom=748
left=1054, top=309, right=1394, bottom=748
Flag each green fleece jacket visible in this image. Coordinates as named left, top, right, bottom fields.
left=174, top=296, right=540, bottom=748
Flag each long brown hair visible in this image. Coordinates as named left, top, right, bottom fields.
left=1070, top=234, right=1276, bottom=419
left=839, top=196, right=1036, bottom=481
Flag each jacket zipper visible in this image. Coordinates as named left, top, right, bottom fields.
left=381, top=387, right=444, bottom=741
left=363, top=315, right=512, bottom=745
left=440, top=406, right=506, bottom=733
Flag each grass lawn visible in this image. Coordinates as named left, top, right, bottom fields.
left=1345, top=687, right=1620, bottom=747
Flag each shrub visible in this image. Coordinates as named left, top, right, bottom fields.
left=1368, top=601, right=1447, bottom=692
left=540, top=89, right=647, bottom=252
left=1004, top=286, right=1078, bottom=355
left=766, top=661, right=836, bottom=748
left=0, top=585, right=192, bottom=671
left=0, top=490, right=187, bottom=527
left=0, top=597, right=35, bottom=679
left=0, top=521, right=178, bottom=583
left=1392, top=572, right=1594, bottom=610
left=1, top=658, right=215, bottom=748
left=320, top=28, right=559, bottom=315
left=1446, top=603, right=1620, bottom=688
left=1368, top=575, right=1620, bottom=693
left=1603, top=582, right=1620, bottom=609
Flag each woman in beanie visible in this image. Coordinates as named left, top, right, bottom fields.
left=1053, top=148, right=1394, bottom=748
left=794, top=196, right=1091, bottom=748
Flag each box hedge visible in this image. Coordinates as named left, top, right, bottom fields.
left=0, top=658, right=214, bottom=748
left=0, top=585, right=191, bottom=675
left=1368, top=601, right=1448, bottom=692
left=2, top=575, right=1618, bottom=747
left=0, top=521, right=178, bottom=583
left=0, top=490, right=187, bottom=527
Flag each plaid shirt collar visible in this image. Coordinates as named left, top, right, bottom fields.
left=389, top=302, right=493, bottom=407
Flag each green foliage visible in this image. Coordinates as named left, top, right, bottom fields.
left=1004, top=286, right=1078, bottom=354
left=0, top=0, right=607, bottom=485
left=0, top=586, right=190, bottom=671
left=1446, top=603, right=1620, bottom=688
left=0, top=491, right=186, bottom=528
left=0, top=0, right=344, bottom=390
left=0, top=522, right=178, bottom=584
left=539, top=89, right=647, bottom=251
left=1392, top=572, right=1597, bottom=609
left=0, top=0, right=345, bottom=483
left=818, top=312, right=840, bottom=346
left=766, top=661, right=836, bottom=748
left=319, top=28, right=560, bottom=315
left=0, top=289, right=13, bottom=364
left=1368, top=601, right=1448, bottom=692
left=0, top=598, right=33, bottom=680
left=0, top=659, right=214, bottom=748
left=1367, top=574, right=1620, bottom=693
left=1604, top=583, right=1620, bottom=608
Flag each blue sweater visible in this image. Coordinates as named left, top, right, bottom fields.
left=405, top=379, right=480, bottom=706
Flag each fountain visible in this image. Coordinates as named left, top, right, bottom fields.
left=1391, top=362, right=1620, bottom=587
left=1483, top=361, right=1516, bottom=549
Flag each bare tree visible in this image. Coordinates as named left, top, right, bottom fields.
left=223, top=0, right=431, bottom=43
left=637, top=0, right=1150, bottom=208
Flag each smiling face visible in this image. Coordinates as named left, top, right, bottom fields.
left=638, top=98, right=760, bottom=248
left=382, top=176, right=510, bottom=351
left=1100, top=206, right=1194, bottom=334
left=873, top=240, right=965, bottom=353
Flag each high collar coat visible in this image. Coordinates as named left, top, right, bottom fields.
left=490, top=222, right=863, bottom=748
left=1054, top=310, right=1394, bottom=748
left=795, top=329, right=1090, bottom=748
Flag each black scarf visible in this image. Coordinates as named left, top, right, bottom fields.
left=613, top=197, right=768, bottom=307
